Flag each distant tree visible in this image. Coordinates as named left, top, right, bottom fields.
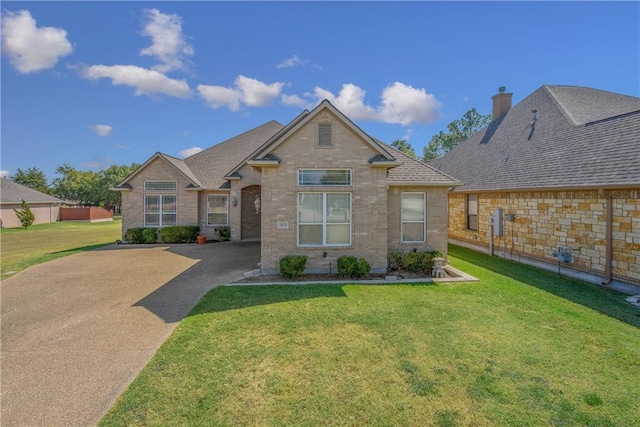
left=423, top=108, right=491, bottom=161
left=95, top=163, right=140, bottom=208
left=12, top=167, right=50, bottom=194
left=51, top=163, right=99, bottom=205
left=13, top=199, right=35, bottom=229
left=390, top=139, right=417, bottom=159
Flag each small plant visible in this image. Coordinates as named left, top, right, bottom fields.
left=123, top=227, right=158, bottom=244
left=279, top=255, right=307, bottom=279
left=337, top=256, right=371, bottom=278
left=13, top=199, right=35, bottom=229
left=389, top=250, right=442, bottom=273
left=215, top=226, right=231, bottom=242
left=159, top=226, right=200, bottom=243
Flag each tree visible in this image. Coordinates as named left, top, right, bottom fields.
left=51, top=163, right=100, bottom=205
left=12, top=167, right=50, bottom=194
left=13, top=199, right=35, bottom=229
left=95, top=163, right=140, bottom=208
left=423, top=108, right=491, bottom=161
left=390, top=139, right=416, bottom=159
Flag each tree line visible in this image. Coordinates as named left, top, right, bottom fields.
left=10, top=163, right=140, bottom=208
left=390, top=108, right=491, bottom=161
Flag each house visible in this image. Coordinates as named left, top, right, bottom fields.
left=116, top=100, right=460, bottom=274
left=0, top=179, right=65, bottom=228
left=430, top=85, right=640, bottom=292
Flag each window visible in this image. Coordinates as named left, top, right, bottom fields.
left=467, top=194, right=478, bottom=231
left=207, top=195, right=228, bottom=226
left=318, top=122, right=333, bottom=147
left=298, top=192, right=351, bottom=246
left=145, top=194, right=176, bottom=227
left=144, top=181, right=177, bottom=191
left=401, top=192, right=426, bottom=243
left=298, top=169, right=352, bottom=186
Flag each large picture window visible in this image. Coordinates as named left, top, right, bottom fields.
left=401, top=192, right=426, bottom=243
left=207, top=195, right=228, bottom=226
left=298, top=169, right=352, bottom=186
left=144, top=194, right=177, bottom=227
left=467, top=194, right=478, bottom=231
left=298, top=192, right=351, bottom=247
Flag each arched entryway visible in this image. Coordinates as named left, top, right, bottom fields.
left=241, top=185, right=261, bottom=240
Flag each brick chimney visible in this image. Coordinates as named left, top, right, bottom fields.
left=492, top=86, right=512, bottom=120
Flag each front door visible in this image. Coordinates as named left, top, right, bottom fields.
left=241, top=185, right=261, bottom=240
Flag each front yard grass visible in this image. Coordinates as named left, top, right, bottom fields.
left=100, top=245, right=640, bottom=426
left=0, top=220, right=122, bottom=277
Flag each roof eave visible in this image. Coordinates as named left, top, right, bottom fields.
left=452, top=183, right=640, bottom=193
left=370, top=161, right=403, bottom=168
left=389, top=181, right=462, bottom=188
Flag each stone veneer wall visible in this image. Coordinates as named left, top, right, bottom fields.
left=259, top=110, right=390, bottom=274
left=448, top=189, right=640, bottom=286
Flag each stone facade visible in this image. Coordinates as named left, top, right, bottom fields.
left=121, top=157, right=200, bottom=234
left=448, top=189, right=640, bottom=286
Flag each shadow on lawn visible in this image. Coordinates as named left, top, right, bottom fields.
left=449, top=244, right=640, bottom=328
left=50, top=243, right=113, bottom=255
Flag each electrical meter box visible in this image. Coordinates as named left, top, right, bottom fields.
left=493, top=208, right=504, bottom=237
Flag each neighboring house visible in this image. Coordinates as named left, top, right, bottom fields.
left=431, top=85, right=640, bottom=291
left=0, top=179, right=65, bottom=228
left=116, top=100, right=460, bottom=274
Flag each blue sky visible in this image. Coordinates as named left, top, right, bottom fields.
left=2, top=1, right=638, bottom=182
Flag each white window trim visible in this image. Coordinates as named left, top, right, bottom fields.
left=144, top=181, right=177, bottom=192
left=207, top=194, right=229, bottom=226
left=401, top=192, right=426, bottom=243
left=297, top=192, right=352, bottom=247
left=297, top=169, right=352, bottom=187
left=144, top=194, right=177, bottom=227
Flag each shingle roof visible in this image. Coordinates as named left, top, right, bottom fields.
left=384, top=145, right=460, bottom=185
left=430, top=85, right=640, bottom=191
left=184, top=121, right=283, bottom=188
left=1, top=179, right=65, bottom=205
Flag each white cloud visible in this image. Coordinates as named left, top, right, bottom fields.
left=197, top=84, right=241, bottom=110
left=140, top=9, right=193, bottom=73
left=89, top=124, right=113, bottom=136
left=0, top=170, right=11, bottom=178
left=82, top=64, right=191, bottom=98
left=82, top=156, right=113, bottom=170
left=378, top=82, right=441, bottom=125
left=285, top=82, right=441, bottom=126
left=402, top=128, right=414, bottom=141
left=463, top=96, right=470, bottom=102
left=1, top=10, right=73, bottom=74
left=178, top=146, right=203, bottom=158
left=277, top=55, right=306, bottom=69
left=116, top=144, right=130, bottom=150
left=198, top=75, right=284, bottom=111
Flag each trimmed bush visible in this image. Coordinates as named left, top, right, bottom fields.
left=338, top=256, right=371, bottom=278
left=389, top=250, right=442, bottom=273
left=279, top=255, right=307, bottom=279
left=215, top=226, right=231, bottom=242
left=124, top=227, right=158, bottom=244
left=159, top=226, right=200, bottom=243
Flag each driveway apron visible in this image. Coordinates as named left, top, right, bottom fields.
left=1, top=241, right=260, bottom=427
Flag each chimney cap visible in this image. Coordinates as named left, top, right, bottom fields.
left=498, top=86, right=506, bottom=93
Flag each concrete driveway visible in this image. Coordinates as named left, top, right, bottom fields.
left=1, top=241, right=260, bottom=427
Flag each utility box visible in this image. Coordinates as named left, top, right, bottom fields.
left=492, top=208, right=504, bottom=237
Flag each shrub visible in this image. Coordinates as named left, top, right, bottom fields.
left=159, top=226, right=200, bottom=243
left=13, top=199, right=35, bottom=229
left=279, top=255, right=307, bottom=279
left=389, top=250, right=442, bottom=273
left=215, top=226, right=231, bottom=242
left=337, top=256, right=371, bottom=278
left=123, top=227, right=157, bottom=244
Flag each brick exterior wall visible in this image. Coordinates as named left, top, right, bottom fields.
left=448, top=189, right=640, bottom=286
left=387, top=186, right=449, bottom=259
left=121, top=157, right=199, bottom=238
left=259, top=110, right=390, bottom=273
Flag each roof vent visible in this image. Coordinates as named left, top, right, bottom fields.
left=492, top=86, right=513, bottom=121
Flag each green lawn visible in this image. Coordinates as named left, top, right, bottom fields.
left=100, top=245, right=640, bottom=426
left=0, top=220, right=122, bottom=277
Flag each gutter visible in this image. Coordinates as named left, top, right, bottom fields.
left=602, top=189, right=613, bottom=286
